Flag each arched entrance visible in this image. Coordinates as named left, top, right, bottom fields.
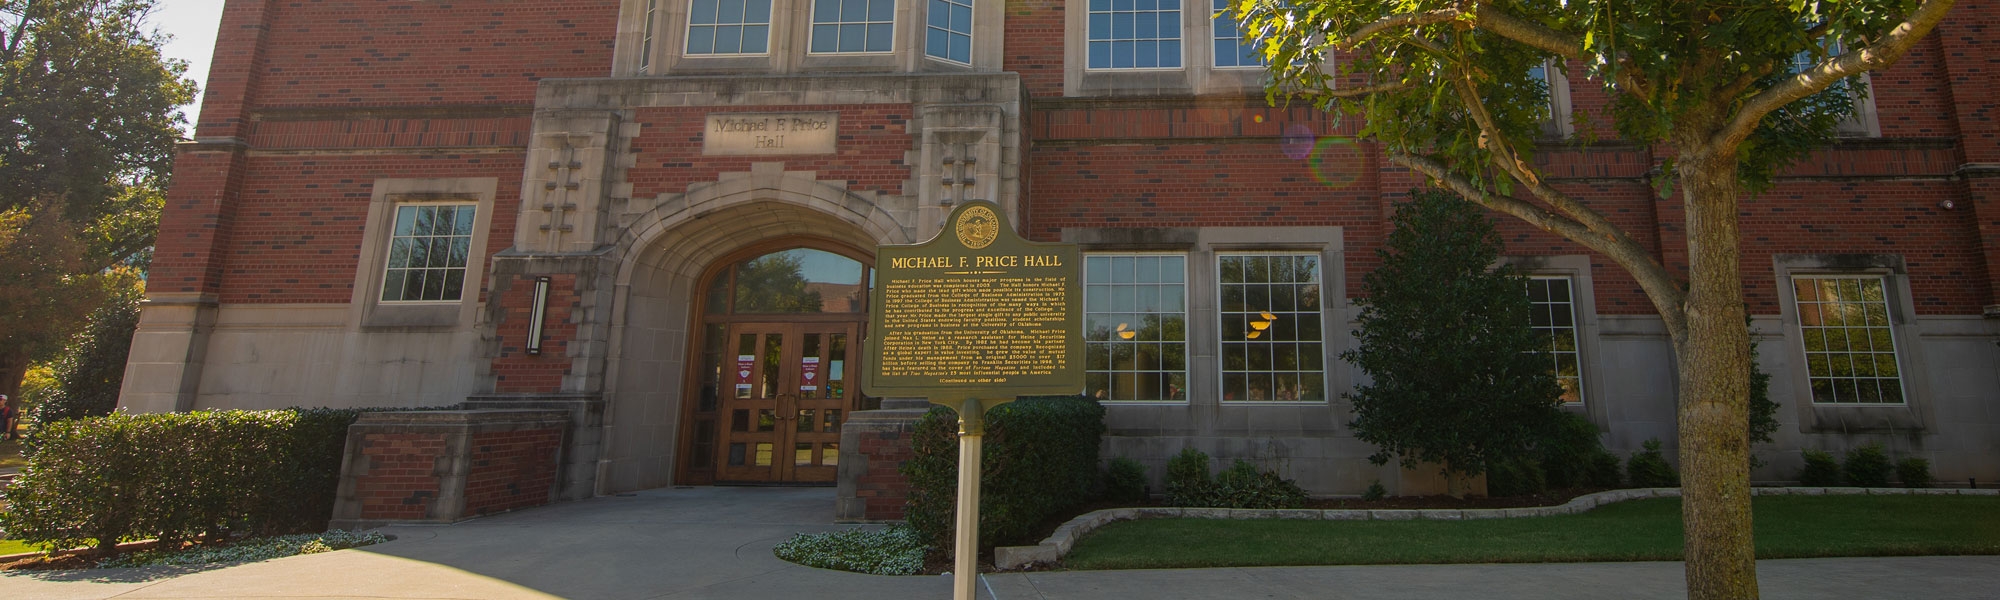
left=677, top=240, right=874, bottom=485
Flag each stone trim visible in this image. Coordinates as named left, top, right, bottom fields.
left=990, top=486, right=2000, bottom=569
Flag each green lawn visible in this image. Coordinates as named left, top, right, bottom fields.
left=1063, top=495, right=2000, bottom=570
left=0, top=438, right=23, bottom=469
left=0, top=539, right=42, bottom=557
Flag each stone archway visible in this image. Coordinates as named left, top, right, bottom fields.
left=594, top=170, right=915, bottom=493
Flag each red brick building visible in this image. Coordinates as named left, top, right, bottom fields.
left=124, top=0, right=2000, bottom=516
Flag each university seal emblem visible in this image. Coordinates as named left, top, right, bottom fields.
left=955, top=205, right=1000, bottom=250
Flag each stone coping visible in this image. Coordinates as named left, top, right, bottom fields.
left=991, top=486, right=2000, bottom=570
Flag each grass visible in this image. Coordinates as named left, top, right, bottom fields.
left=1062, top=495, right=2000, bottom=570
left=0, top=438, right=23, bottom=469
left=0, top=539, right=40, bottom=556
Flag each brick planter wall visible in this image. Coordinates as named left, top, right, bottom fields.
left=835, top=400, right=932, bottom=522
left=331, top=409, right=569, bottom=529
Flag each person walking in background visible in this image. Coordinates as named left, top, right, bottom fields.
left=0, top=394, right=15, bottom=440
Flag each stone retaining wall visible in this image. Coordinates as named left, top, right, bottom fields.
left=992, top=486, right=2000, bottom=569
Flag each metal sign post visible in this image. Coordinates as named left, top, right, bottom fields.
left=864, top=201, right=1082, bottom=600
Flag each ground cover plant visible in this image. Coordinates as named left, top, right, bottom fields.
left=1061, top=495, right=2000, bottom=570
left=772, top=525, right=927, bottom=576
left=94, top=530, right=387, bottom=568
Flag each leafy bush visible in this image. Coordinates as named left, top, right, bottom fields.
left=1625, top=439, right=1679, bottom=488
left=1362, top=480, right=1387, bottom=501
left=903, top=396, right=1106, bottom=549
left=772, top=525, right=927, bottom=576
left=1487, top=456, right=1547, bottom=497
left=1209, top=460, right=1308, bottom=509
left=28, top=280, right=142, bottom=429
left=1103, top=457, right=1149, bottom=504
left=0, top=408, right=370, bottom=555
left=1842, top=444, right=1894, bottom=488
left=1745, top=327, right=1780, bottom=469
left=1897, top=457, right=1933, bottom=488
left=1164, top=448, right=1214, bottom=507
left=97, top=530, right=388, bottom=569
left=1797, top=449, right=1843, bottom=486
left=1586, top=450, right=1625, bottom=488
left=1537, top=412, right=1608, bottom=489
left=1343, top=190, right=1564, bottom=493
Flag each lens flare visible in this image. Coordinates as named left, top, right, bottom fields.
left=1307, top=136, right=1361, bottom=190
left=1280, top=124, right=1315, bottom=160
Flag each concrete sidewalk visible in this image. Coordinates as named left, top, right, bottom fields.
left=2, top=486, right=1995, bottom=599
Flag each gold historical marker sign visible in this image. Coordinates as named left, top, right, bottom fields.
left=864, top=200, right=1083, bottom=411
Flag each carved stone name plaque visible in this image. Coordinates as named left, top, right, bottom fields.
left=702, top=112, right=838, bottom=156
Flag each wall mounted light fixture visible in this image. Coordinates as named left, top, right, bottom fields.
left=526, top=276, right=551, bottom=355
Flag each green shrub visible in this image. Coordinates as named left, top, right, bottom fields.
left=1625, top=439, right=1679, bottom=488
left=0, top=408, right=370, bottom=555
left=903, top=396, right=1106, bottom=549
left=1842, top=444, right=1894, bottom=488
left=1487, top=456, right=1548, bottom=497
left=1164, top=447, right=1215, bottom=507
left=1897, top=457, right=1933, bottom=488
left=1586, top=449, right=1625, bottom=488
left=772, top=525, right=927, bottom=576
left=1797, top=449, right=1843, bottom=486
left=1209, top=460, right=1308, bottom=509
left=1537, top=412, right=1607, bottom=489
left=1362, top=480, right=1387, bottom=501
left=28, top=283, right=142, bottom=430
left=1103, top=457, right=1149, bottom=504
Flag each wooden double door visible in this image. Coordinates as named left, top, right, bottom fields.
left=715, top=322, right=859, bottom=484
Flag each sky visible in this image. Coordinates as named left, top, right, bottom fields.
left=148, top=0, right=227, bottom=132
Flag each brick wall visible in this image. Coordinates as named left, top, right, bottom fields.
left=464, top=428, right=565, bottom=516
left=855, top=425, right=918, bottom=521
left=492, top=273, right=581, bottom=393
left=352, top=431, right=448, bottom=521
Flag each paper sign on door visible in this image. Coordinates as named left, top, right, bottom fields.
left=736, top=354, right=755, bottom=398
left=800, top=357, right=821, bottom=394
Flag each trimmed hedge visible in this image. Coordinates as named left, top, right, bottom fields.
left=903, top=396, right=1106, bottom=549
left=0, top=408, right=367, bottom=555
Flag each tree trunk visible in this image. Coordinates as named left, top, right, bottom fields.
left=1674, top=146, right=1759, bottom=600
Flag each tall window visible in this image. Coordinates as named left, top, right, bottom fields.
left=925, top=0, right=974, bottom=64
left=1218, top=253, right=1323, bottom=402
left=1793, top=276, right=1905, bottom=404
left=1084, top=255, right=1188, bottom=402
left=1087, top=0, right=1183, bottom=69
left=382, top=204, right=477, bottom=302
left=687, top=0, right=773, bottom=55
left=1789, top=39, right=1875, bottom=136
left=641, top=0, right=661, bottom=71
left=811, top=0, right=895, bottom=53
left=1210, top=0, right=1259, bottom=67
left=1527, top=276, right=1584, bottom=404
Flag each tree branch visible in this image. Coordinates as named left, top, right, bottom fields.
left=1322, top=80, right=1416, bottom=98
left=1714, top=0, right=1956, bottom=149
left=1395, top=152, right=1690, bottom=337
left=1340, top=8, right=1463, bottom=51
left=1467, top=3, right=1581, bottom=59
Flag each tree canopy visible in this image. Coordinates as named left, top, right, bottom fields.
left=1229, top=0, right=1954, bottom=597
left=0, top=0, right=194, bottom=399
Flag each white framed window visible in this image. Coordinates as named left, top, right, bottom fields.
left=686, top=0, right=773, bottom=55
left=1527, top=275, right=1585, bottom=404
left=1086, top=0, right=1183, bottom=70
left=810, top=0, right=896, bottom=54
left=1085, top=254, right=1190, bottom=402
left=1217, top=253, right=1324, bottom=402
left=924, top=0, right=974, bottom=64
left=382, top=204, right=478, bottom=302
left=1792, top=275, right=1906, bottom=404
left=1210, top=0, right=1259, bottom=68
left=1526, top=60, right=1574, bottom=138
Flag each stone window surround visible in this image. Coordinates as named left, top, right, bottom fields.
left=1063, top=226, right=1347, bottom=408
left=1770, top=253, right=1933, bottom=432
left=349, top=178, right=499, bottom=330
left=1533, top=60, right=1576, bottom=139
left=1500, top=255, right=1606, bottom=426
left=612, top=0, right=1008, bottom=76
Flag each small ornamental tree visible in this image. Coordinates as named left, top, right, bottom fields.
left=1343, top=190, right=1563, bottom=497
